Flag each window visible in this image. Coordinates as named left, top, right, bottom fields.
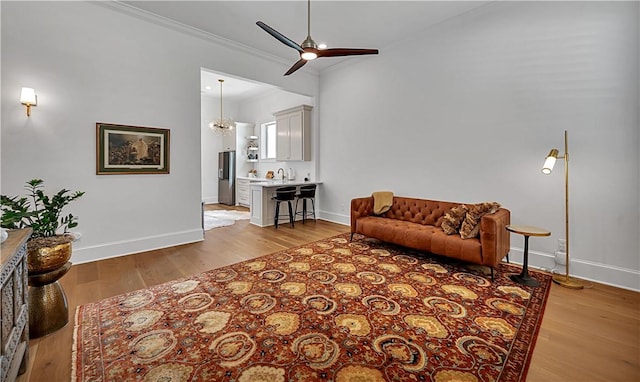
left=261, top=121, right=277, bottom=160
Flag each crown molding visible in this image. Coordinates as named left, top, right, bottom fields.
left=92, top=1, right=319, bottom=77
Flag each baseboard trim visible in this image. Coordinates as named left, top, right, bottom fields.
left=71, top=217, right=638, bottom=291
left=508, top=247, right=639, bottom=292
left=202, top=197, right=218, bottom=204
left=318, top=210, right=350, bottom=226
left=71, top=229, right=204, bottom=265
left=568, top=258, right=640, bottom=292
left=317, top=214, right=639, bottom=291
left=320, top=209, right=639, bottom=291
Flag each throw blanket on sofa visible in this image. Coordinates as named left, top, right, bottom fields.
left=372, top=191, right=394, bottom=214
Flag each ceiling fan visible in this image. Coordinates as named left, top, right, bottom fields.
left=256, top=0, right=379, bottom=76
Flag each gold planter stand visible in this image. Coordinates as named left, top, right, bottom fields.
left=27, top=237, right=74, bottom=338
left=28, top=262, right=72, bottom=338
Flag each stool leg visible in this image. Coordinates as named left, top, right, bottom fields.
left=274, top=201, right=280, bottom=229
left=288, top=201, right=294, bottom=227
left=302, top=199, right=307, bottom=224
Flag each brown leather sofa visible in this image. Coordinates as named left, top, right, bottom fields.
left=350, top=196, right=510, bottom=278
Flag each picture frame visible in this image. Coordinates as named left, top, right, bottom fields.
left=96, top=123, right=170, bottom=175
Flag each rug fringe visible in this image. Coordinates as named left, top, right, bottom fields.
left=71, top=305, right=81, bottom=382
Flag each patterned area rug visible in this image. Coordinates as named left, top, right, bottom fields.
left=72, top=233, right=551, bottom=382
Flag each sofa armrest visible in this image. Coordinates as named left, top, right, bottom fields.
left=350, top=197, right=374, bottom=233
left=479, top=208, right=511, bottom=266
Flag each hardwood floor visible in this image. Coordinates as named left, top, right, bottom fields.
left=18, top=206, right=640, bottom=381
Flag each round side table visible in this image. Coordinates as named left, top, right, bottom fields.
left=506, top=225, right=550, bottom=287
left=28, top=261, right=72, bottom=338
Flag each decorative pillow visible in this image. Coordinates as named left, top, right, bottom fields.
left=459, top=202, right=501, bottom=239
left=441, top=204, right=468, bottom=235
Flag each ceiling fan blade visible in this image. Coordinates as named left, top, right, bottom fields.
left=284, top=59, right=307, bottom=76
left=256, top=21, right=303, bottom=53
left=317, top=48, right=379, bottom=58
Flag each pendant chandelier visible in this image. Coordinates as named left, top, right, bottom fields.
left=209, top=79, right=235, bottom=136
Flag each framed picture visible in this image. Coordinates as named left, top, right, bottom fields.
left=96, top=123, right=170, bottom=175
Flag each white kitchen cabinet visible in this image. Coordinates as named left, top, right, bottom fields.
left=236, top=178, right=251, bottom=207
left=250, top=185, right=268, bottom=226
left=249, top=181, right=321, bottom=227
left=221, top=130, right=236, bottom=151
left=274, top=105, right=312, bottom=161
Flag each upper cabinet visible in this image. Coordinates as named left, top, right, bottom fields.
left=274, top=105, right=312, bottom=161
left=221, top=130, right=236, bottom=151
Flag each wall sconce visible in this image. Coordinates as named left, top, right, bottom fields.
left=20, top=87, right=37, bottom=117
left=541, top=130, right=583, bottom=289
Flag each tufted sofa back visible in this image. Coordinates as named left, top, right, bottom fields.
left=381, top=197, right=458, bottom=226
left=350, top=196, right=459, bottom=229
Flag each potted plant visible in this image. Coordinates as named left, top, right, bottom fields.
left=1, top=179, right=84, bottom=274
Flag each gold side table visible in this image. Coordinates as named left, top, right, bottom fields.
left=28, top=261, right=72, bottom=338
left=506, top=225, right=550, bottom=287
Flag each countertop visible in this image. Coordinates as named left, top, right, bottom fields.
left=250, top=179, right=322, bottom=187
left=237, top=176, right=321, bottom=187
left=237, top=176, right=269, bottom=181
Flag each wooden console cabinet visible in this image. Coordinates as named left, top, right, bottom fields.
left=1, top=229, right=30, bottom=382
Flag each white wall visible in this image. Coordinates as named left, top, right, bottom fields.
left=1, top=1, right=318, bottom=263
left=318, top=1, right=639, bottom=290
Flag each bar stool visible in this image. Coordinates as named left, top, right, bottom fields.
left=273, top=186, right=297, bottom=228
left=295, top=184, right=317, bottom=223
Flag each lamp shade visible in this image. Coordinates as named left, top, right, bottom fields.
left=542, top=149, right=559, bottom=174
left=20, top=87, right=37, bottom=105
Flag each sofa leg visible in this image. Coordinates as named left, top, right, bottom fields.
left=506, top=253, right=510, bottom=263
left=491, top=267, right=495, bottom=281
left=350, top=232, right=354, bottom=241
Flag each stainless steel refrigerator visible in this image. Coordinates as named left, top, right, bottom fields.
left=218, top=151, right=235, bottom=205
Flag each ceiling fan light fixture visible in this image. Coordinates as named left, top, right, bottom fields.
left=256, top=0, right=379, bottom=75
left=301, top=50, right=318, bottom=60
left=300, top=36, right=318, bottom=60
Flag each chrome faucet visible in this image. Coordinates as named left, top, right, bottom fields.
left=277, top=168, right=285, bottom=180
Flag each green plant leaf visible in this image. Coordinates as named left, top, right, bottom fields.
left=1, top=179, right=84, bottom=238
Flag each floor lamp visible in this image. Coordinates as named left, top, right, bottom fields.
left=541, top=130, right=584, bottom=289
